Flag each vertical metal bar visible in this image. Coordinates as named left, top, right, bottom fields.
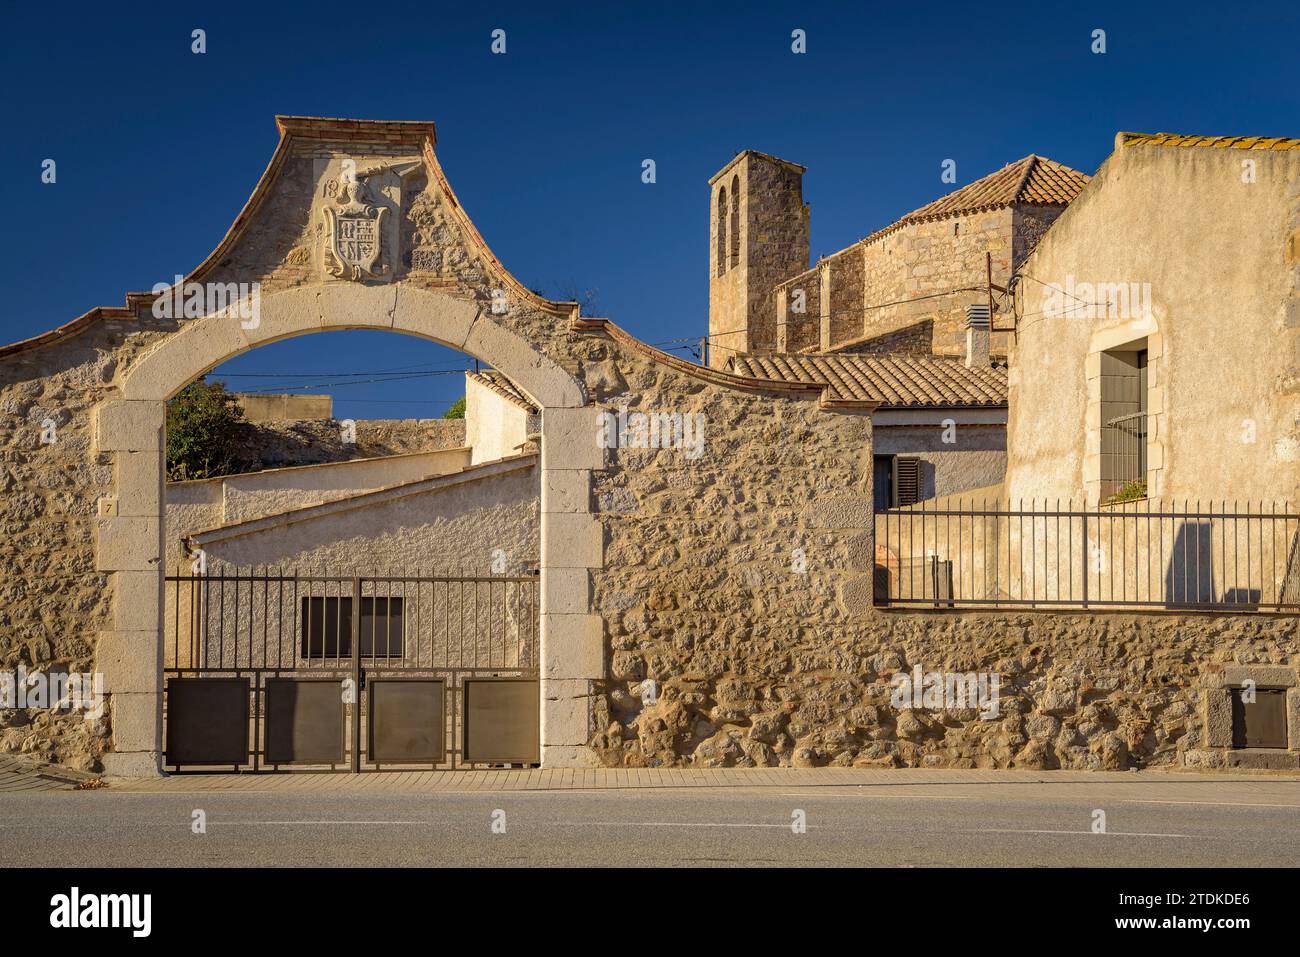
left=233, top=570, right=240, bottom=670
left=884, top=504, right=891, bottom=604
left=217, top=568, right=225, bottom=669
left=1234, top=499, right=1241, bottom=604
left=1270, top=501, right=1278, bottom=606
left=1158, top=497, right=1165, bottom=606
left=201, top=568, right=209, bottom=669
left=351, top=575, right=361, bottom=774
left=1145, top=498, right=1151, bottom=603
left=1014, top=499, right=1021, bottom=603
left=262, top=565, right=269, bottom=671
left=994, top=498, right=1001, bottom=602
left=252, top=670, right=261, bottom=773
left=1181, top=500, right=1189, bottom=605
left=1081, top=505, right=1089, bottom=609
left=914, top=500, right=920, bottom=604
left=956, top=498, right=963, bottom=603
left=171, top=570, right=179, bottom=670
left=980, top=499, right=987, bottom=603
left=276, top=566, right=283, bottom=671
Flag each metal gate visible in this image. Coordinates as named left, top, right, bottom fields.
left=162, top=569, right=540, bottom=772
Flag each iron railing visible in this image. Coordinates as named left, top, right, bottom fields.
left=874, top=500, right=1300, bottom=611
left=163, top=566, right=539, bottom=771
left=1100, top=411, right=1147, bottom=500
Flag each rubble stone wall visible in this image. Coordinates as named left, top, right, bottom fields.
left=591, top=601, right=1298, bottom=770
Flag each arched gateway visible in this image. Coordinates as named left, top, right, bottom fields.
left=0, top=116, right=872, bottom=776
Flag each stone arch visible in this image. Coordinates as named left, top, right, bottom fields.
left=93, top=282, right=603, bottom=774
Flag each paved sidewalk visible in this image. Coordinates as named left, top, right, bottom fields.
left=105, top=766, right=1300, bottom=795
left=0, top=756, right=98, bottom=793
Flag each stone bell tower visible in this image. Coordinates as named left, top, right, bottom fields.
left=707, top=150, right=809, bottom=368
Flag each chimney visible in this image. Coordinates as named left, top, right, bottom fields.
left=965, top=303, right=991, bottom=368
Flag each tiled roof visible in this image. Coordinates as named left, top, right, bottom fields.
left=728, top=353, right=1008, bottom=409
left=830, top=155, right=1090, bottom=256
left=1117, top=132, right=1300, bottom=151
left=467, top=368, right=538, bottom=413
left=902, top=155, right=1089, bottom=221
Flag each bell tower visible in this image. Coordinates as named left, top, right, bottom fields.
left=707, top=151, right=809, bottom=368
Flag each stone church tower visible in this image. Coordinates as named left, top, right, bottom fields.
left=707, top=151, right=809, bottom=368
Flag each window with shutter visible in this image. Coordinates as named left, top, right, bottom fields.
left=892, top=456, right=921, bottom=507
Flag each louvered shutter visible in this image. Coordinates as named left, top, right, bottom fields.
left=892, top=457, right=921, bottom=507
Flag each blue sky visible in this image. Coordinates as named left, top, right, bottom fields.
left=4, top=0, right=1296, bottom=418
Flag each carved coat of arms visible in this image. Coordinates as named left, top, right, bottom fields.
left=322, top=175, right=388, bottom=280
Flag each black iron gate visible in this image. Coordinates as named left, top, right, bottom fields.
left=162, top=569, right=540, bottom=772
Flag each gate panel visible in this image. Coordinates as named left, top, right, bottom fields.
left=368, top=679, right=445, bottom=765
left=264, top=678, right=346, bottom=766
left=163, top=568, right=540, bottom=772
left=463, top=678, right=540, bottom=764
left=165, top=677, right=249, bottom=767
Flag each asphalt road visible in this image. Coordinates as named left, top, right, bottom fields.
left=3, top=778, right=1299, bottom=867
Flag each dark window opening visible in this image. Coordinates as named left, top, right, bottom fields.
left=729, top=174, right=740, bottom=269
left=874, top=455, right=921, bottom=509
left=301, top=596, right=405, bottom=659
left=1230, top=688, right=1288, bottom=749
left=716, top=187, right=727, bottom=277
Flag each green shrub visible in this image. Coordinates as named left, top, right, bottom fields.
left=443, top=396, right=466, bottom=419
left=166, top=380, right=246, bottom=481
left=1105, top=478, right=1148, bottom=505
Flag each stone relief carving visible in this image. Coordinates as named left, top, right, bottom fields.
left=315, top=157, right=424, bottom=282
left=321, top=174, right=388, bottom=281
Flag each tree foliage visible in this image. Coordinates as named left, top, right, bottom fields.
left=166, top=380, right=246, bottom=480
left=443, top=396, right=466, bottom=419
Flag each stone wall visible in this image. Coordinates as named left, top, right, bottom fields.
left=0, top=313, right=148, bottom=770
left=590, top=607, right=1298, bottom=770
left=771, top=205, right=1064, bottom=358
left=233, top=391, right=332, bottom=422
left=776, top=268, right=822, bottom=353
left=835, top=319, right=934, bottom=355
left=827, top=246, right=866, bottom=348
left=237, top=417, right=465, bottom=470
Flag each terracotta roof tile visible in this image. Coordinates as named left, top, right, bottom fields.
left=903, top=155, right=1089, bottom=221
left=467, top=368, right=538, bottom=413
left=1116, top=131, right=1300, bottom=151
left=806, top=155, right=1091, bottom=260
left=728, top=353, right=1007, bottom=408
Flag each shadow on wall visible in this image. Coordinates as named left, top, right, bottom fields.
left=1163, top=521, right=1265, bottom=608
